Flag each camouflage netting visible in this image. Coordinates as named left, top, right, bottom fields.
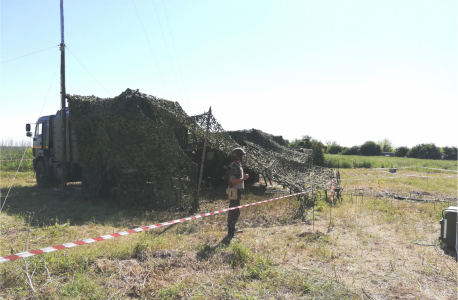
left=189, top=118, right=340, bottom=194
left=68, top=89, right=339, bottom=211
left=67, top=89, right=199, bottom=209
left=227, top=129, right=338, bottom=193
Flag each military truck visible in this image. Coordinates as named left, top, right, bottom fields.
left=26, top=108, right=81, bottom=187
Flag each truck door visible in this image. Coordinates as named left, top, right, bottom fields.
left=33, top=122, right=43, bottom=156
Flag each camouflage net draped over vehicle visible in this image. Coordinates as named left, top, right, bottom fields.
left=189, top=117, right=340, bottom=195
left=68, top=89, right=339, bottom=210
left=227, top=129, right=338, bottom=193
left=67, top=89, right=200, bottom=209
left=193, top=123, right=340, bottom=218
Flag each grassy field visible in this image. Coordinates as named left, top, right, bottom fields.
left=1, top=148, right=458, bottom=173
left=324, top=154, right=458, bottom=170
left=0, top=147, right=33, bottom=172
left=0, top=162, right=457, bottom=299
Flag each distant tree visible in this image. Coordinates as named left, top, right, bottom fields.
left=313, top=140, right=325, bottom=149
left=342, top=146, right=360, bottom=155
left=408, top=143, right=441, bottom=160
left=395, top=146, right=409, bottom=157
left=442, top=146, right=457, bottom=160
left=312, top=145, right=325, bottom=166
left=327, top=144, right=343, bottom=154
left=360, top=141, right=382, bottom=156
left=377, top=139, right=394, bottom=152
left=290, top=135, right=324, bottom=150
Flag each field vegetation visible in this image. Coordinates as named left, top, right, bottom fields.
left=0, top=140, right=33, bottom=172
left=323, top=154, right=458, bottom=170
left=0, top=154, right=457, bottom=299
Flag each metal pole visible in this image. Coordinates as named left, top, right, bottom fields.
left=196, top=107, right=212, bottom=207
left=60, top=0, right=67, bottom=196
left=312, top=186, right=315, bottom=231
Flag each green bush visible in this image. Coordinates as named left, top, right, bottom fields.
left=327, top=145, right=343, bottom=154
left=408, top=143, right=441, bottom=160
left=395, top=146, right=409, bottom=157
left=340, top=161, right=352, bottom=168
left=378, top=138, right=394, bottom=152
left=312, top=145, right=325, bottom=166
left=342, top=146, right=359, bottom=155
left=442, top=146, right=457, bottom=160
left=360, top=141, right=382, bottom=156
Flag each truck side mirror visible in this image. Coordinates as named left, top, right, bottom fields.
left=26, top=131, right=33, bottom=138
left=26, top=124, right=30, bottom=131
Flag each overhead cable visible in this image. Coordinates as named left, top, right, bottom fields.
left=132, top=0, right=170, bottom=98
left=65, top=46, right=111, bottom=97
left=161, top=0, right=189, bottom=105
left=0, top=45, right=58, bottom=64
left=151, top=0, right=184, bottom=103
left=38, top=63, right=59, bottom=118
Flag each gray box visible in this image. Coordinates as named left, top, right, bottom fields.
left=440, top=206, right=458, bottom=250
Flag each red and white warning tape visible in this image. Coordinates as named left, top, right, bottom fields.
left=330, top=180, right=334, bottom=203
left=0, top=191, right=307, bottom=263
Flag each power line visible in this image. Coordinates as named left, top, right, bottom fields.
left=38, top=64, right=59, bottom=118
left=161, top=0, right=189, bottom=106
left=132, top=0, right=170, bottom=98
left=65, top=46, right=111, bottom=97
left=1, top=45, right=58, bottom=64
left=151, top=0, right=184, bottom=103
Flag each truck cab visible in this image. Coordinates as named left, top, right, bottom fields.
left=26, top=108, right=81, bottom=187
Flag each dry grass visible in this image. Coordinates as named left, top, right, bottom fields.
left=0, top=167, right=457, bottom=299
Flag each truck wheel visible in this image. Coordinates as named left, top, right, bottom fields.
left=36, top=160, right=49, bottom=187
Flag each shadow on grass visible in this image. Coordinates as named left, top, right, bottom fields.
left=0, top=184, right=169, bottom=228
left=439, top=245, right=457, bottom=260
left=0, top=182, right=274, bottom=229
left=196, top=235, right=232, bottom=261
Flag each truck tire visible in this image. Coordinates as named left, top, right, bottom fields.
left=36, top=160, right=49, bottom=187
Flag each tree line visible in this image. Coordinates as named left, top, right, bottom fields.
left=288, top=136, right=457, bottom=162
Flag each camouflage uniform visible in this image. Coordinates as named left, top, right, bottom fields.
left=227, top=160, right=244, bottom=232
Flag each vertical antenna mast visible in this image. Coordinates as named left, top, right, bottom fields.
left=60, top=0, right=67, bottom=193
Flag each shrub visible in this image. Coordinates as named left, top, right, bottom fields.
left=395, top=146, right=409, bottom=157
left=312, top=145, right=325, bottom=166
left=342, top=146, right=360, bottom=155
left=327, top=145, right=343, bottom=154
left=360, top=141, right=382, bottom=156
left=408, top=143, right=441, bottom=160
left=442, top=146, right=457, bottom=160
left=378, top=138, right=394, bottom=152
left=341, top=161, right=352, bottom=168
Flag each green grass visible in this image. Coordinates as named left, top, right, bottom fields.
left=0, top=162, right=456, bottom=299
left=324, top=153, right=458, bottom=170
left=0, top=147, right=33, bottom=172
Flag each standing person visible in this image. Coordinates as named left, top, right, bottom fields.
left=227, top=148, right=249, bottom=238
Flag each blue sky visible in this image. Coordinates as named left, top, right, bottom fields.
left=1, top=0, right=456, bottom=148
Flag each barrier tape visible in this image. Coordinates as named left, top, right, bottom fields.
left=0, top=191, right=307, bottom=264
left=330, top=180, right=334, bottom=203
